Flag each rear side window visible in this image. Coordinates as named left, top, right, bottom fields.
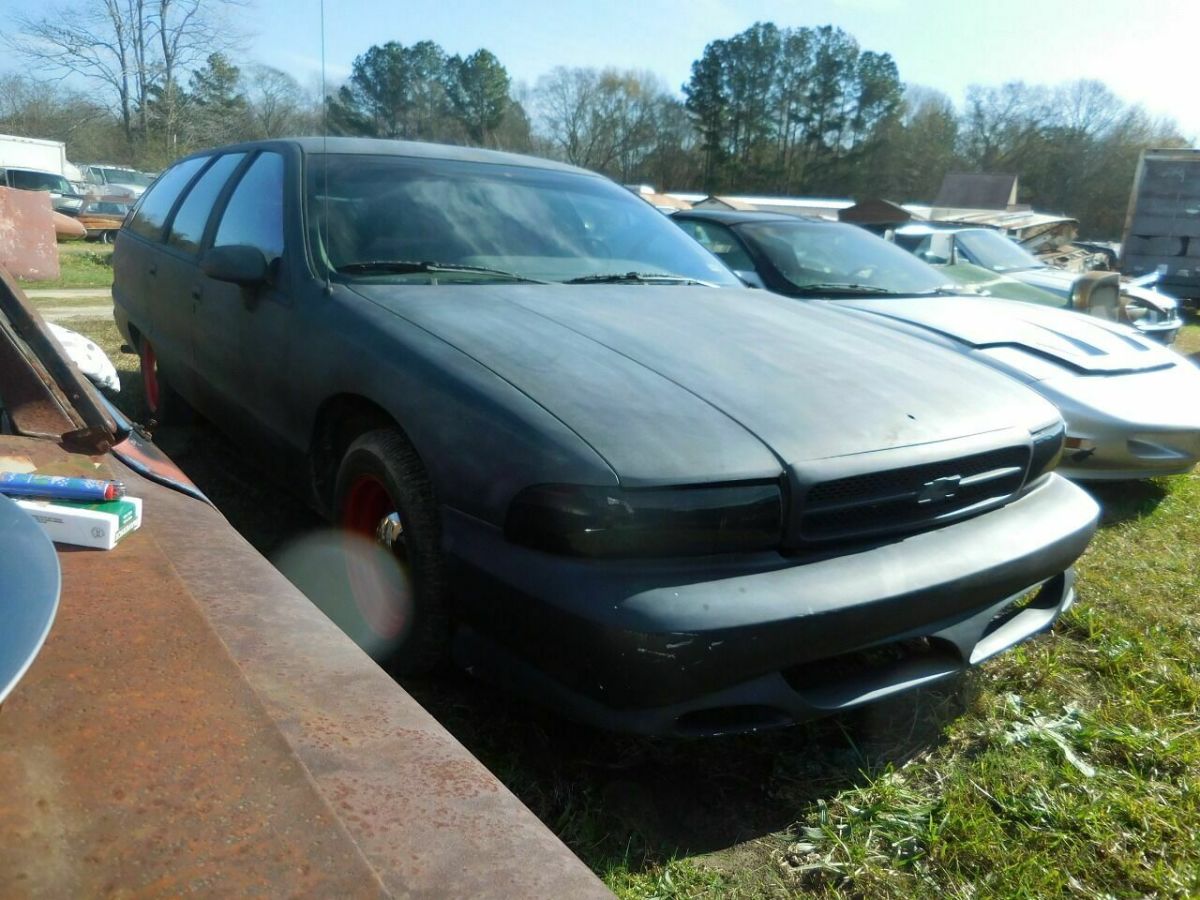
left=167, top=153, right=246, bottom=255
left=127, top=156, right=208, bottom=242
left=214, top=152, right=285, bottom=263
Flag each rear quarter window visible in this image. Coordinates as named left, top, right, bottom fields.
left=127, top=156, right=208, bottom=242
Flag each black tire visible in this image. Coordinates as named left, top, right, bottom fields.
left=100, top=230, right=116, bottom=245
left=137, top=336, right=190, bottom=425
left=332, top=427, right=448, bottom=675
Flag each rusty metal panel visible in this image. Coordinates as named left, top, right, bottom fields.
left=0, top=266, right=121, bottom=452
left=0, top=187, right=59, bottom=280
left=0, top=435, right=611, bottom=898
left=933, top=172, right=1018, bottom=210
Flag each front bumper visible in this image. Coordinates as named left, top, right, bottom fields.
left=1040, top=365, right=1200, bottom=481
left=445, top=474, right=1099, bottom=735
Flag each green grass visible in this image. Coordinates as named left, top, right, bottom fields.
left=68, top=314, right=1200, bottom=898
left=17, top=242, right=114, bottom=290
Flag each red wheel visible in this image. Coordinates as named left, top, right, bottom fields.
left=140, top=340, right=161, bottom=414
left=340, top=473, right=408, bottom=640
left=137, top=337, right=190, bottom=424
left=332, top=428, right=447, bottom=674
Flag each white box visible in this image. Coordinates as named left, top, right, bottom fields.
left=15, top=496, right=142, bottom=550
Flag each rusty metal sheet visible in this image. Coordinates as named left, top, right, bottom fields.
left=51, top=210, right=86, bottom=240
left=0, top=265, right=122, bottom=453
left=0, top=435, right=611, bottom=898
left=0, top=187, right=59, bottom=280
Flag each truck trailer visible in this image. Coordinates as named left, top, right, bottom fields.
left=1120, top=148, right=1200, bottom=303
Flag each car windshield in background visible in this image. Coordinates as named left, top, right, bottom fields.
left=741, top=221, right=951, bottom=295
left=956, top=228, right=1045, bottom=272
left=98, top=168, right=153, bottom=186
left=306, top=154, right=740, bottom=286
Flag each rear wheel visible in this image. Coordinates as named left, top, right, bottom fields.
left=333, top=428, right=448, bottom=675
left=137, top=337, right=189, bottom=424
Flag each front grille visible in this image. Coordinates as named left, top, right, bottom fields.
left=798, top=445, right=1029, bottom=543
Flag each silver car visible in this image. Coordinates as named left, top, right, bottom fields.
left=674, top=210, right=1200, bottom=481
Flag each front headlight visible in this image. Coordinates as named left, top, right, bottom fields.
left=505, top=481, right=785, bottom=557
left=1028, top=421, right=1065, bottom=485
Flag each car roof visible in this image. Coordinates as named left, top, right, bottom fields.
left=173, top=136, right=599, bottom=178
left=674, top=208, right=826, bottom=226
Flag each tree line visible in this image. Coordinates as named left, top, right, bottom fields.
left=1, top=7, right=1187, bottom=237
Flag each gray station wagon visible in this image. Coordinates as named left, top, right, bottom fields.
left=112, top=138, right=1099, bottom=735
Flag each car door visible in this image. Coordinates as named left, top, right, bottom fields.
left=153, top=152, right=247, bottom=410
left=115, top=155, right=211, bottom=401
left=191, top=149, right=292, bottom=454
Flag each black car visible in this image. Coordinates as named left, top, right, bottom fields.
left=112, top=138, right=1098, bottom=735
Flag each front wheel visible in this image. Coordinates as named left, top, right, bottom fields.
left=332, top=428, right=448, bottom=675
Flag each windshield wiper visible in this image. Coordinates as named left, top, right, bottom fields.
left=336, top=260, right=547, bottom=283
left=563, top=271, right=711, bottom=285
left=787, top=282, right=897, bottom=295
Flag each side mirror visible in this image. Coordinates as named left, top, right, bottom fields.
left=201, top=245, right=269, bottom=287
left=735, top=269, right=765, bottom=290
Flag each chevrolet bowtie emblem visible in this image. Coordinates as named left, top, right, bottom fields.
left=917, top=475, right=961, bottom=505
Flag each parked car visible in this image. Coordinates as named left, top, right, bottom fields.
left=0, top=265, right=608, bottom=897
left=891, top=223, right=1182, bottom=344
left=0, top=165, right=85, bottom=214
left=78, top=163, right=155, bottom=200
left=113, top=138, right=1099, bottom=735
left=77, top=198, right=131, bottom=243
left=674, top=210, right=1200, bottom=481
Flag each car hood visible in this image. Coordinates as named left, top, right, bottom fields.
left=1009, top=267, right=1074, bottom=298
left=351, top=283, right=1053, bottom=481
left=834, top=295, right=1178, bottom=376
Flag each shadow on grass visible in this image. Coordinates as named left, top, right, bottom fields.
left=104, top=365, right=970, bottom=877
left=1080, top=479, right=1169, bottom=526
left=405, top=671, right=970, bottom=872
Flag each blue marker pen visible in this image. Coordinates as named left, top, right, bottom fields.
left=0, top=472, right=126, bottom=503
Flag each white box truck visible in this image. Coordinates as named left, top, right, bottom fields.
left=0, top=133, right=69, bottom=176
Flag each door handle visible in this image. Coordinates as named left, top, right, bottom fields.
left=191, top=285, right=202, bottom=300
left=148, top=263, right=157, bottom=276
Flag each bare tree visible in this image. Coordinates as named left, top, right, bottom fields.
left=6, top=0, right=245, bottom=151
left=246, top=66, right=315, bottom=138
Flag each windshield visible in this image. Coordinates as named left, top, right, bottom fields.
left=98, top=168, right=153, bottom=186
left=739, top=221, right=951, bottom=295
left=954, top=228, right=1043, bottom=272
left=305, top=153, right=739, bottom=286
left=9, top=170, right=72, bottom=193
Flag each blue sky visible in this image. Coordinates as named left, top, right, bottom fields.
left=244, top=0, right=1199, bottom=138
left=2, top=0, right=1195, bottom=137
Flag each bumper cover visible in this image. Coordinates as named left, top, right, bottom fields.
left=446, top=474, right=1099, bottom=735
